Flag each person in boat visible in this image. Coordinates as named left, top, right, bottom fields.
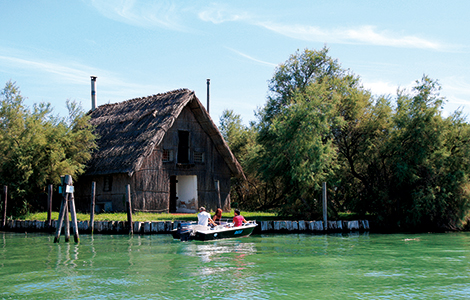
left=197, top=207, right=217, bottom=227
left=233, top=209, right=248, bottom=227
left=213, top=208, right=223, bottom=225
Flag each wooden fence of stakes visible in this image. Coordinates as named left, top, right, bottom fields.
left=47, top=184, right=53, bottom=229
left=90, top=181, right=96, bottom=234
left=1, top=185, right=7, bottom=229
left=323, top=182, right=328, bottom=228
left=126, top=184, right=133, bottom=234
left=54, top=175, right=80, bottom=243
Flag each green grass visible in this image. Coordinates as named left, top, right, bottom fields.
left=21, top=210, right=278, bottom=222
left=20, top=211, right=368, bottom=222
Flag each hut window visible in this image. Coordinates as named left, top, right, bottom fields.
left=162, top=149, right=174, bottom=162
left=194, top=151, right=204, bottom=163
left=103, top=176, right=113, bottom=192
left=178, top=130, right=190, bottom=163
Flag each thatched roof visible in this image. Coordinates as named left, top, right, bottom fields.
left=85, top=89, right=244, bottom=178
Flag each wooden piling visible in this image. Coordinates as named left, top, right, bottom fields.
left=322, top=182, right=327, bottom=229
left=54, top=184, right=68, bottom=243
left=64, top=198, right=70, bottom=242
left=2, top=185, right=7, bottom=228
left=69, top=193, right=80, bottom=243
left=126, top=184, right=133, bottom=234
left=47, top=184, right=53, bottom=229
left=90, top=181, right=96, bottom=234
left=215, top=180, right=221, bottom=208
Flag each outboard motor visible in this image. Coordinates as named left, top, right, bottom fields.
left=178, top=222, right=193, bottom=241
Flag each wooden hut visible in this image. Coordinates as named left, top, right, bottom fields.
left=74, top=89, right=244, bottom=214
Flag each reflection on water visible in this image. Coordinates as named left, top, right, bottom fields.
left=1, top=231, right=470, bottom=299
left=180, top=239, right=257, bottom=278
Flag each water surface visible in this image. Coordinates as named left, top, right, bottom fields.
left=1, top=232, right=470, bottom=299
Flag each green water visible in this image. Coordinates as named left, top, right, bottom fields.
left=1, top=232, right=470, bottom=299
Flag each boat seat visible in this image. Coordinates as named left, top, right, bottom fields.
left=192, top=225, right=209, bottom=231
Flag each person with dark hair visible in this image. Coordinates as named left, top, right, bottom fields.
left=197, top=207, right=216, bottom=227
left=213, top=208, right=223, bottom=225
left=233, top=209, right=247, bottom=227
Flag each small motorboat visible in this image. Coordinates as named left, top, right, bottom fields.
left=172, top=221, right=258, bottom=241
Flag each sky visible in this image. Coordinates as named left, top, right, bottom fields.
left=1, top=0, right=469, bottom=126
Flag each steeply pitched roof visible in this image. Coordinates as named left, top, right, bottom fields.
left=85, top=89, right=244, bottom=178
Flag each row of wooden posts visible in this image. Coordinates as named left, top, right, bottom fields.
left=2, top=219, right=370, bottom=234
left=0, top=175, right=136, bottom=243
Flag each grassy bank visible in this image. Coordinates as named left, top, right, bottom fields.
left=19, top=211, right=365, bottom=223
left=21, top=210, right=278, bottom=222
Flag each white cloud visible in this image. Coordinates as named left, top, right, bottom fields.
left=441, top=77, right=470, bottom=96
left=198, top=5, right=248, bottom=24
left=88, top=0, right=190, bottom=31
left=362, top=80, right=398, bottom=96
left=0, top=55, right=93, bottom=85
left=225, top=47, right=277, bottom=67
left=0, top=52, right=168, bottom=106
left=258, top=23, right=444, bottom=50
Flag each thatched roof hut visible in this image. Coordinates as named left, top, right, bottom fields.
left=75, top=89, right=243, bottom=213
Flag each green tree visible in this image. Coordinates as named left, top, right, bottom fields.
left=254, top=47, right=470, bottom=230
left=335, top=75, right=470, bottom=230
left=0, top=81, right=97, bottom=216
left=219, top=109, right=263, bottom=210
left=255, top=47, right=367, bottom=218
left=384, top=76, right=470, bottom=229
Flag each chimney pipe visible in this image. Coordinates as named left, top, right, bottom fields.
left=206, top=78, right=210, bottom=113
left=91, top=76, right=97, bottom=111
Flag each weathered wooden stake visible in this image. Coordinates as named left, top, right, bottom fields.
left=47, top=184, right=53, bottom=229
left=215, top=180, right=221, bottom=208
left=322, top=182, right=327, bottom=230
left=2, top=185, right=7, bottom=228
left=64, top=197, right=70, bottom=242
left=126, top=184, right=133, bottom=234
left=54, top=182, right=68, bottom=243
left=69, top=193, right=79, bottom=243
left=90, top=181, right=96, bottom=234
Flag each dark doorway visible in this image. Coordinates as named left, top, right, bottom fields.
left=178, top=130, right=189, bottom=163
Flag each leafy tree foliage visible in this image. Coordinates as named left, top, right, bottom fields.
left=251, top=47, right=470, bottom=230
left=254, top=47, right=369, bottom=218
left=219, top=110, right=263, bottom=210
left=0, top=81, right=97, bottom=216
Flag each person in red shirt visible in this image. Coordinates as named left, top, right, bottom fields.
left=233, top=209, right=247, bottom=227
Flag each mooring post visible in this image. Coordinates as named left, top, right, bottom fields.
left=64, top=197, right=70, bottom=242
left=215, top=180, right=221, bottom=208
left=54, top=177, right=68, bottom=243
left=54, top=175, right=77, bottom=243
left=69, top=192, right=79, bottom=243
left=47, top=184, right=53, bottom=229
left=322, top=182, right=327, bottom=230
left=2, top=185, right=7, bottom=229
left=126, top=184, right=133, bottom=234
left=90, top=181, right=96, bottom=234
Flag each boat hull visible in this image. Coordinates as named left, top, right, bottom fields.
left=172, top=223, right=257, bottom=241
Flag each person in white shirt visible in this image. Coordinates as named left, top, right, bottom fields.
left=197, top=207, right=217, bottom=226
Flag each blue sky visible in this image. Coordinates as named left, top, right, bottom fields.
left=1, top=0, right=469, bottom=125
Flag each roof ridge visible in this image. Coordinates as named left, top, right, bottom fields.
left=96, top=88, right=192, bottom=109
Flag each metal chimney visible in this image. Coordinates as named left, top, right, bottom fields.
left=206, top=78, right=210, bottom=113
left=91, top=76, right=97, bottom=111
